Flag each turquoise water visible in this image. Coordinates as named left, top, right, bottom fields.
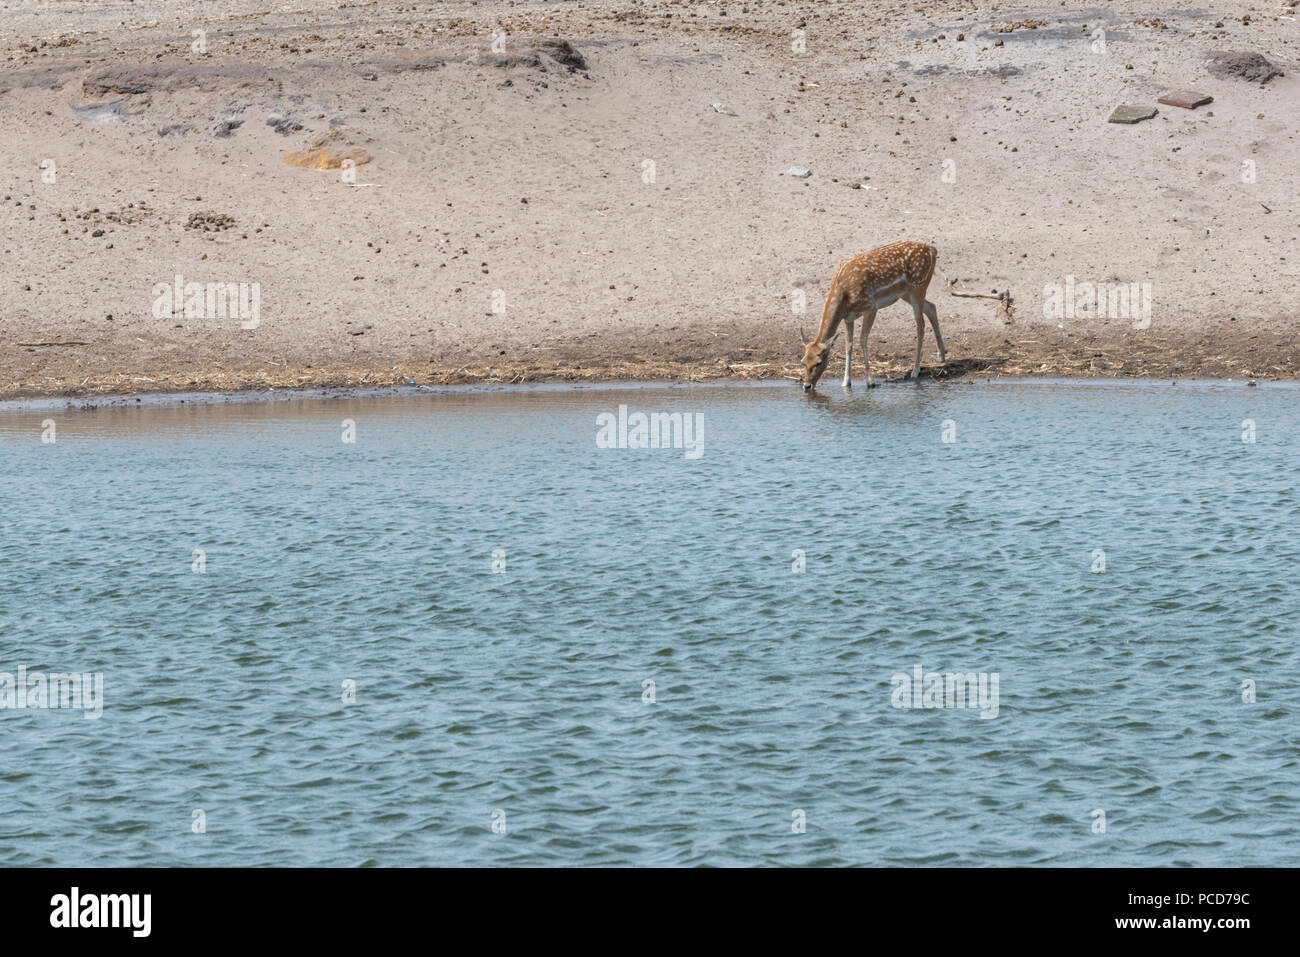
left=1, top=379, right=1296, bottom=866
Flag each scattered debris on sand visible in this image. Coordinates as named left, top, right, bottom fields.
left=991, top=19, right=1050, bottom=32
left=186, top=212, right=236, bottom=232
left=79, top=204, right=152, bottom=227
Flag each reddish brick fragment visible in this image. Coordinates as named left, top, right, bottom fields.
left=1157, top=90, right=1213, bottom=109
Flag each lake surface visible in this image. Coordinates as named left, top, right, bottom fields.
left=1, top=379, right=1296, bottom=866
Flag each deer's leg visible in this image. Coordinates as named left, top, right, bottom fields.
left=841, top=317, right=855, bottom=389
left=924, top=299, right=947, bottom=363
left=908, top=295, right=924, bottom=381
left=860, top=307, right=878, bottom=387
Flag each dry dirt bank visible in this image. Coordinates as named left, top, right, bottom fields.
left=1, top=0, right=1296, bottom=398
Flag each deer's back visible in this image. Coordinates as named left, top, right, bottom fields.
left=834, top=241, right=936, bottom=295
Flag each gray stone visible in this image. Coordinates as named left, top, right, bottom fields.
left=1108, top=104, right=1158, bottom=124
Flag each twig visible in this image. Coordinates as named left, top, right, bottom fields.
left=946, top=279, right=1015, bottom=324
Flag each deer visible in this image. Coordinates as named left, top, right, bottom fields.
left=799, top=241, right=946, bottom=392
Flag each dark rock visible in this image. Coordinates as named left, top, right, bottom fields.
left=265, top=114, right=302, bottom=135
left=1207, top=51, right=1283, bottom=84
left=536, top=39, right=588, bottom=72
left=477, top=38, right=587, bottom=74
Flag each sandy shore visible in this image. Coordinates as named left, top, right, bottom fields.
left=1, top=0, right=1297, bottom=398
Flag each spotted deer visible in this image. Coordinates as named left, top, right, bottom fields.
left=799, top=241, right=946, bottom=391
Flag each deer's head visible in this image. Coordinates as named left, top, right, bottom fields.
left=799, top=330, right=838, bottom=392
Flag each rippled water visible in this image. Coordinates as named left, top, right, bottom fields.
left=1, top=379, right=1296, bottom=866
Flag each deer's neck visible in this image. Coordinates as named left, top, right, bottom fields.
left=814, top=278, right=847, bottom=345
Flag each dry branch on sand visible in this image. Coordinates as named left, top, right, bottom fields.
left=946, top=280, right=1015, bottom=325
